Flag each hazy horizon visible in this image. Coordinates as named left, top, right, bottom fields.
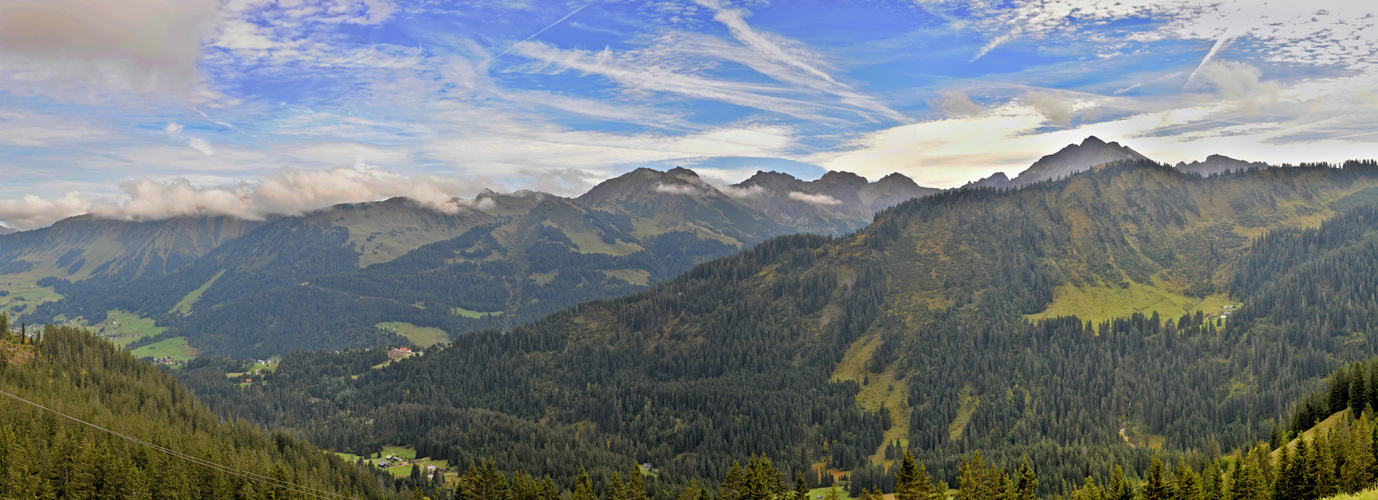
left=2, top=0, right=1377, bottom=230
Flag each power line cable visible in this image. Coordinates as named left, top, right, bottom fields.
left=0, top=387, right=359, bottom=500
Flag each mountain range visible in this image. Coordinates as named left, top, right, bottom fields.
left=7, top=138, right=1378, bottom=498
left=176, top=156, right=1378, bottom=498
left=0, top=166, right=935, bottom=358
left=969, top=136, right=1272, bottom=189
left=0, top=139, right=1296, bottom=359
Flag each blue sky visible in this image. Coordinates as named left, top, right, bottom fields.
left=1, top=0, right=1377, bottom=229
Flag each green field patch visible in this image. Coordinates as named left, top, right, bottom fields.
left=170, top=269, right=225, bottom=315
left=529, top=271, right=558, bottom=285
left=806, top=487, right=850, bottom=500
left=0, top=277, right=64, bottom=320
left=376, top=322, right=450, bottom=347
left=1324, top=488, right=1378, bottom=500
left=600, top=269, right=651, bottom=286
left=93, top=310, right=166, bottom=348
left=949, top=383, right=979, bottom=442
left=342, top=445, right=452, bottom=478
left=227, top=358, right=279, bottom=379
left=130, top=336, right=197, bottom=361
left=452, top=307, right=503, bottom=319
left=831, top=333, right=911, bottom=465
left=1027, top=281, right=1231, bottom=324
left=566, top=231, right=643, bottom=256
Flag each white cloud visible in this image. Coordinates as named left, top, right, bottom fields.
left=0, top=0, right=219, bottom=95
left=930, top=90, right=984, bottom=116
left=0, top=165, right=488, bottom=230
left=0, top=192, right=90, bottom=230
left=187, top=137, right=215, bottom=156
left=513, top=40, right=842, bottom=121
left=720, top=184, right=765, bottom=199
left=1194, top=61, right=1280, bottom=113
left=788, top=191, right=841, bottom=206
left=691, top=0, right=907, bottom=122
left=1025, top=91, right=1077, bottom=126
left=162, top=120, right=216, bottom=155
left=653, top=183, right=701, bottom=195
left=937, top=0, right=1378, bottom=72
left=421, top=105, right=799, bottom=178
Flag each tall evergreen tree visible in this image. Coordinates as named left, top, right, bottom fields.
left=1170, top=459, right=1200, bottom=500
left=1014, top=460, right=1036, bottom=500
left=1109, top=465, right=1135, bottom=500
left=572, top=468, right=596, bottom=500
left=1143, top=455, right=1170, bottom=500
left=628, top=467, right=647, bottom=500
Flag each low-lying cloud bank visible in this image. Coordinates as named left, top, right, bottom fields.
left=0, top=166, right=484, bottom=231
left=787, top=191, right=841, bottom=206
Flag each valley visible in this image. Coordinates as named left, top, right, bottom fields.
left=7, top=142, right=1378, bottom=499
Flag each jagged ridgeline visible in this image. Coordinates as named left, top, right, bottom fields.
left=180, top=160, right=1378, bottom=497
left=1, top=168, right=934, bottom=359
left=0, top=324, right=420, bottom=499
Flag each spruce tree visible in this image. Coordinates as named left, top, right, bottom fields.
left=573, top=468, right=596, bottom=500
left=1353, top=363, right=1369, bottom=416
left=1109, top=465, right=1135, bottom=500
left=1200, top=460, right=1222, bottom=500
left=895, top=451, right=927, bottom=500
left=722, top=462, right=744, bottom=500
left=1170, top=459, right=1200, bottom=500
left=629, top=467, right=647, bottom=500
left=1143, top=455, right=1170, bottom=500
left=1014, top=459, right=1036, bottom=500
left=1314, top=433, right=1338, bottom=498
left=1272, top=445, right=1297, bottom=500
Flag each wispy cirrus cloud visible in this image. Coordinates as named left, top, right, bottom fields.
left=513, top=40, right=849, bottom=122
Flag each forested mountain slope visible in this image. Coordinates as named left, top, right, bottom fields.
left=0, top=323, right=416, bottom=499
left=180, top=160, right=1378, bottom=497
left=3, top=167, right=934, bottom=358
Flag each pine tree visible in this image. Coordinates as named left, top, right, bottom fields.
left=723, top=462, right=744, bottom=500
left=1314, top=433, right=1338, bottom=498
left=1200, top=460, right=1223, bottom=500
left=1143, top=455, right=1170, bottom=500
left=573, top=468, right=596, bottom=500
left=609, top=472, right=626, bottom=500
left=795, top=473, right=809, bottom=500
left=628, top=467, right=647, bottom=500
left=1354, top=363, right=1370, bottom=416
left=678, top=481, right=707, bottom=500
left=958, top=452, right=995, bottom=500
left=1076, top=476, right=1105, bottom=500
left=541, top=475, right=559, bottom=500
left=1015, top=458, right=1037, bottom=500
left=1170, top=459, right=1200, bottom=500
left=895, top=451, right=931, bottom=500
left=1272, top=445, right=1297, bottom=500
left=1109, top=465, right=1135, bottom=500
left=997, top=469, right=1014, bottom=500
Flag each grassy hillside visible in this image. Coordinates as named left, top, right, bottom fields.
left=173, top=161, right=1378, bottom=498
left=16, top=169, right=836, bottom=359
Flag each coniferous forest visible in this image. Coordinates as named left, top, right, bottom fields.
left=11, top=161, right=1378, bottom=499
left=145, top=161, right=1378, bottom=499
